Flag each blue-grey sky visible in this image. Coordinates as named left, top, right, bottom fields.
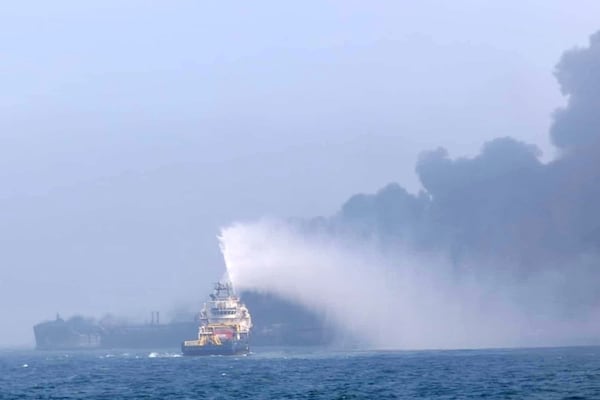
left=2, top=1, right=600, bottom=346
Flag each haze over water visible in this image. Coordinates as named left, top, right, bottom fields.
left=3, top=2, right=600, bottom=399
left=2, top=0, right=600, bottom=356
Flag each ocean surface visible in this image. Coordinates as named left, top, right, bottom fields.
left=1, top=346, right=599, bottom=399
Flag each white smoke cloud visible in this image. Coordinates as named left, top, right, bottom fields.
left=219, top=219, right=600, bottom=350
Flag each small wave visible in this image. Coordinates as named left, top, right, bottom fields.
left=148, top=352, right=182, bottom=358
left=22, top=364, right=28, bottom=368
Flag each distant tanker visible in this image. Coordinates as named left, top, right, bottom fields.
left=33, top=312, right=197, bottom=351
left=33, top=289, right=330, bottom=351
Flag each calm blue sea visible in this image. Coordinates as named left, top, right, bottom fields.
left=1, top=346, right=599, bottom=399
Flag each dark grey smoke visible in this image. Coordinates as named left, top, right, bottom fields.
left=218, top=32, right=600, bottom=349
left=330, top=32, right=600, bottom=306
left=552, top=31, right=600, bottom=151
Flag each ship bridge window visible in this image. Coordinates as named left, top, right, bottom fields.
left=212, top=310, right=236, bottom=316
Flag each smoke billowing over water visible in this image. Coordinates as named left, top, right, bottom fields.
left=219, top=32, right=600, bottom=350
left=221, top=220, right=600, bottom=349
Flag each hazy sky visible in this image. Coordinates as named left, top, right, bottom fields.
left=2, top=1, right=600, bottom=346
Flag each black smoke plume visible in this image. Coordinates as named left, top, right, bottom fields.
left=221, top=32, right=600, bottom=349
left=338, top=32, right=600, bottom=276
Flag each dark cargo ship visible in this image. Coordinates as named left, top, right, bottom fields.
left=33, top=292, right=330, bottom=350
left=33, top=312, right=197, bottom=350
left=181, top=282, right=252, bottom=356
left=33, top=315, right=102, bottom=350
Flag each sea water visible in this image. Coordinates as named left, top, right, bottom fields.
left=1, top=346, right=599, bottom=399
